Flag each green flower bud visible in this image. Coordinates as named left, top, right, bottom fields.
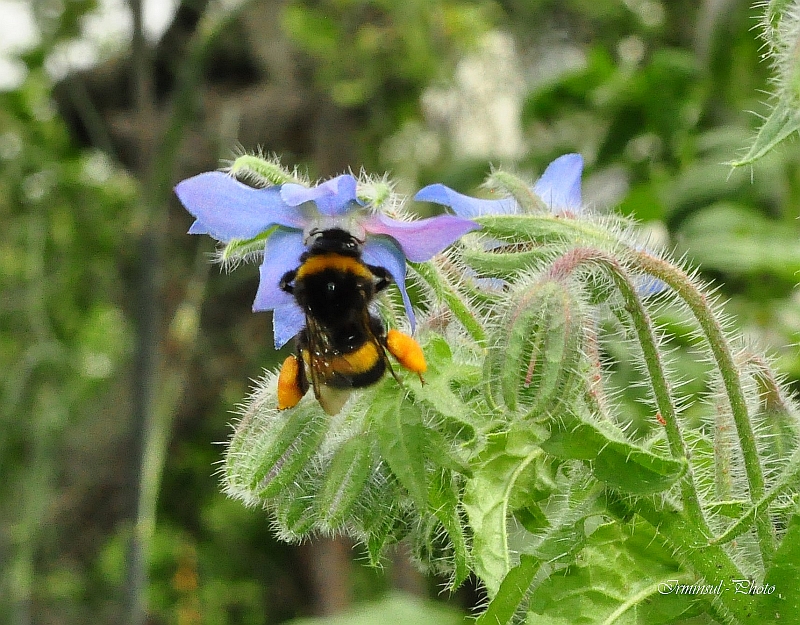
left=225, top=385, right=329, bottom=502
left=485, top=277, right=585, bottom=419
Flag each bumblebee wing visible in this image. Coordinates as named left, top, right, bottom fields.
left=315, top=386, right=352, bottom=416
left=366, top=308, right=400, bottom=384
left=303, top=315, right=353, bottom=415
left=302, top=315, right=330, bottom=397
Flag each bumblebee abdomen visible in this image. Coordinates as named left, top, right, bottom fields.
left=303, top=339, right=386, bottom=389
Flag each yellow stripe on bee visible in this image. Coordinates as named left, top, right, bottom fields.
left=277, top=355, right=305, bottom=409
left=330, top=341, right=381, bottom=374
left=386, top=329, right=427, bottom=374
left=295, top=254, right=373, bottom=280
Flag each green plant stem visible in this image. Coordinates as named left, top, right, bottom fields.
left=631, top=250, right=776, bottom=566
left=711, top=445, right=800, bottom=546
left=547, top=248, right=707, bottom=532
left=411, top=259, right=487, bottom=346
left=126, top=3, right=257, bottom=622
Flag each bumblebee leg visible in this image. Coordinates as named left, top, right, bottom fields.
left=385, top=329, right=426, bottom=383
left=279, top=269, right=297, bottom=294
left=277, top=354, right=308, bottom=409
left=366, top=264, right=393, bottom=293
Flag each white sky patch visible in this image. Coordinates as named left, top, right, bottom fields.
left=0, top=0, right=179, bottom=89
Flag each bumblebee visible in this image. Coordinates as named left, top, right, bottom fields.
left=276, top=228, right=426, bottom=415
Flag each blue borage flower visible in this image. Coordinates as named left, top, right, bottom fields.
left=415, top=153, right=584, bottom=217
left=414, top=154, right=583, bottom=294
left=415, top=153, right=667, bottom=295
left=175, top=171, right=480, bottom=348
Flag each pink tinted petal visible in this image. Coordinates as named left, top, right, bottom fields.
left=272, top=304, right=306, bottom=349
left=415, top=184, right=516, bottom=218
left=253, top=229, right=306, bottom=312
left=533, top=153, right=583, bottom=214
left=365, top=214, right=480, bottom=262
left=362, top=237, right=416, bottom=332
left=175, top=171, right=306, bottom=241
left=280, top=174, right=360, bottom=216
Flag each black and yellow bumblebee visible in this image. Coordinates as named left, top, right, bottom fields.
left=277, top=228, right=426, bottom=415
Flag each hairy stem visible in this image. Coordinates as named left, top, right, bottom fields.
left=547, top=248, right=707, bottom=531
left=411, top=259, right=487, bottom=345
left=631, top=250, right=775, bottom=565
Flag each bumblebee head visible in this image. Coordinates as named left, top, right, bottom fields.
left=306, top=228, right=363, bottom=257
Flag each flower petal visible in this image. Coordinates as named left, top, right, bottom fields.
left=280, top=174, right=361, bottom=216
left=533, top=153, right=583, bottom=214
left=414, top=183, right=517, bottom=218
left=635, top=275, right=668, bottom=297
left=362, top=237, right=415, bottom=332
left=175, top=171, right=307, bottom=241
left=187, top=219, right=209, bottom=235
left=273, top=303, right=306, bottom=349
left=365, top=214, right=480, bottom=262
left=253, top=228, right=306, bottom=312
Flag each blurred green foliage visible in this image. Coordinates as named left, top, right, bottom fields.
left=1, top=0, right=799, bottom=623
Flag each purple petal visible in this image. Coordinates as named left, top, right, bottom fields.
left=280, top=174, right=361, bottom=216
left=175, top=171, right=306, bottom=241
left=362, top=237, right=416, bottom=332
left=415, top=183, right=517, bottom=218
left=533, top=153, right=583, bottom=214
left=253, top=229, right=306, bottom=312
left=273, top=304, right=306, bottom=349
left=365, top=214, right=480, bottom=262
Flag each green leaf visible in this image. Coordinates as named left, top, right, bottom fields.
left=520, top=470, right=606, bottom=564
left=476, top=555, right=540, bottom=625
left=527, top=522, right=701, bottom=625
left=317, top=436, right=374, bottom=529
left=228, top=154, right=303, bottom=185
left=370, top=381, right=429, bottom=510
left=356, top=474, right=405, bottom=566
left=410, top=334, right=482, bottom=433
left=474, top=215, right=587, bottom=244
left=478, top=469, right=605, bottom=619
left=460, top=245, right=558, bottom=278
left=463, top=428, right=543, bottom=597
left=254, top=410, right=329, bottom=499
left=473, top=214, right=616, bottom=249
left=219, top=228, right=274, bottom=265
left=429, top=471, right=471, bottom=588
left=731, top=101, right=800, bottom=167
left=272, top=477, right=319, bottom=539
left=541, top=412, right=686, bottom=495
left=754, top=503, right=800, bottom=622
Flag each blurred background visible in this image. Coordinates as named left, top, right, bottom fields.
left=2, top=0, right=799, bottom=623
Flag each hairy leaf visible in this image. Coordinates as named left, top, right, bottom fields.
left=527, top=522, right=701, bottom=624
left=463, top=427, right=543, bottom=596
left=370, top=381, right=429, bottom=510
left=541, top=411, right=685, bottom=495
